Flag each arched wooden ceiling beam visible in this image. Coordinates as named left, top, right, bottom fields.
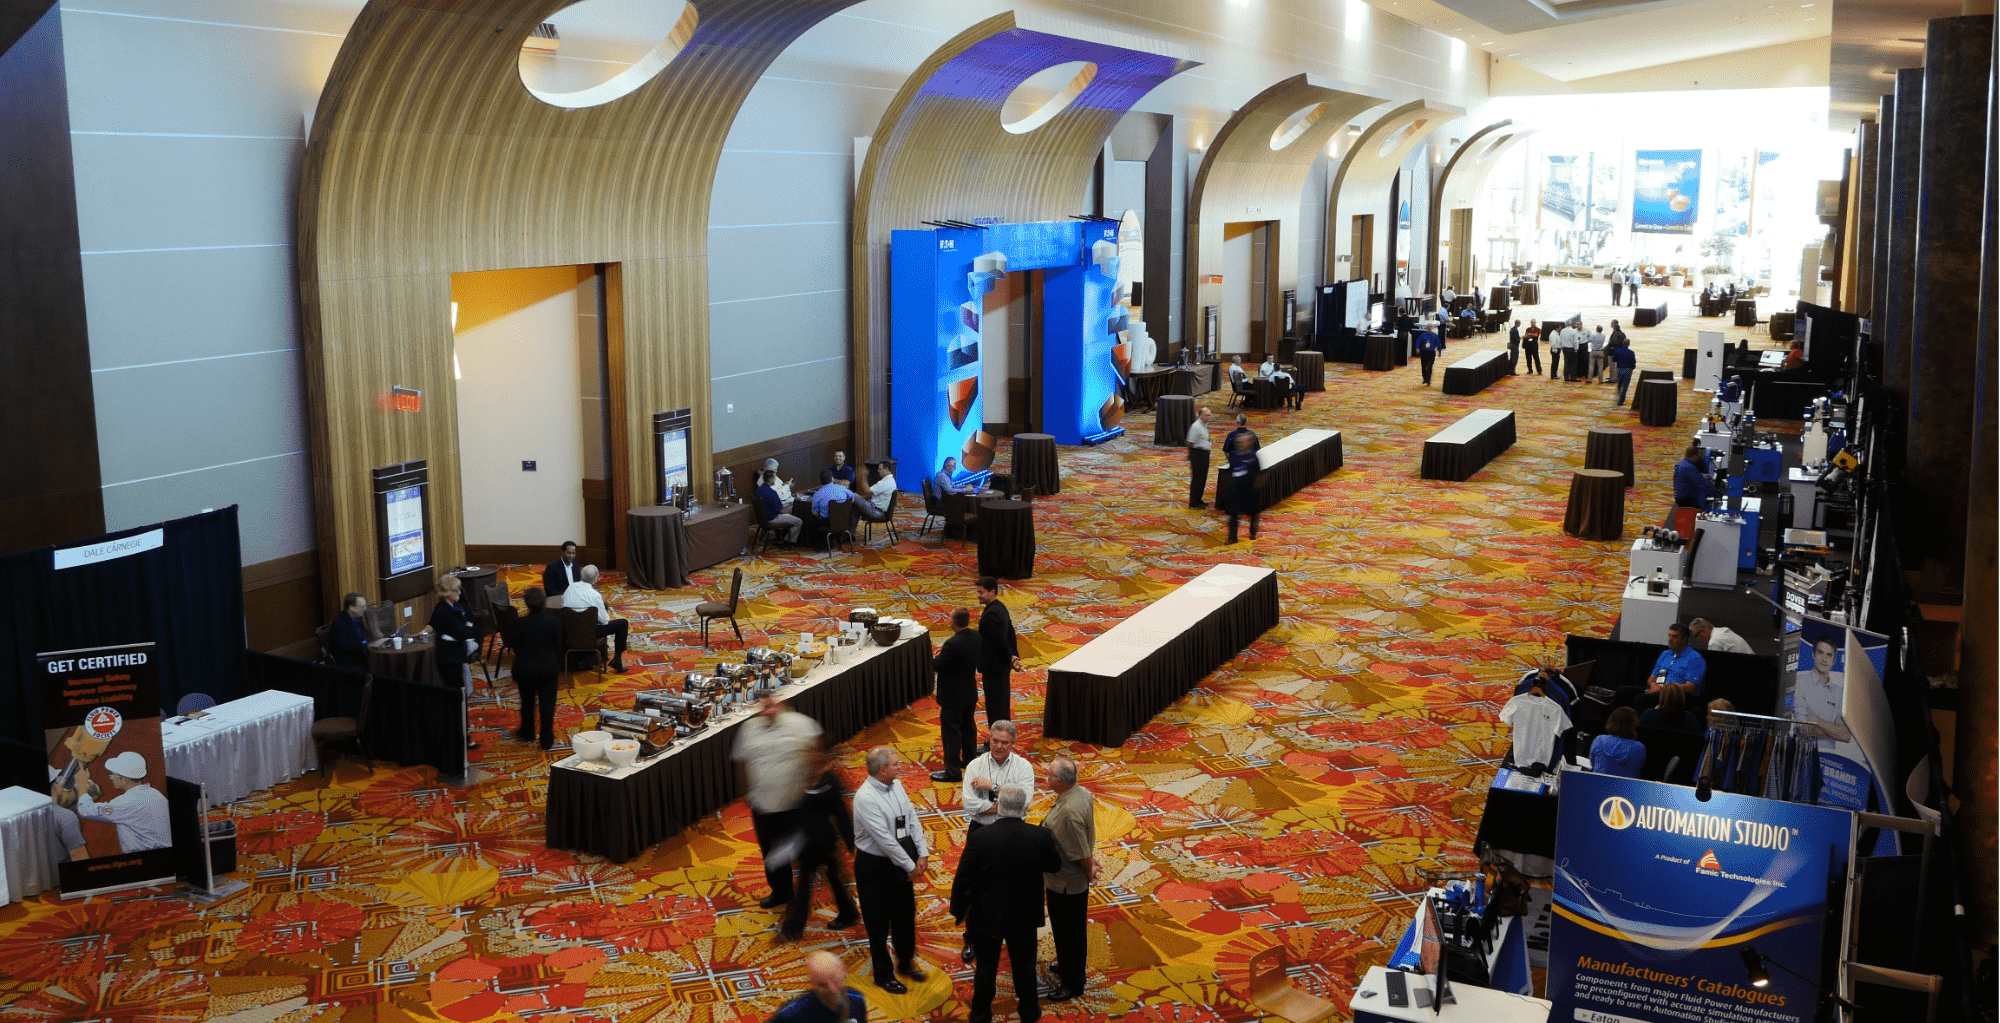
left=1325, top=98, right=1464, bottom=290
left=1183, top=74, right=1385, bottom=350
left=1427, top=120, right=1537, bottom=291
left=297, top=0, right=860, bottom=612
left=849, top=11, right=1200, bottom=457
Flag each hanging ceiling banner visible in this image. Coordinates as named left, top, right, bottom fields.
left=1633, top=149, right=1702, bottom=234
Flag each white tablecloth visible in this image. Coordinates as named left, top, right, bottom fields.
left=0, top=786, right=62, bottom=903
left=162, top=690, right=318, bottom=804
left=1046, top=564, right=1275, bottom=676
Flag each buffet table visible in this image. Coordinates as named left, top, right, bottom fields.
left=546, top=631, right=934, bottom=862
left=1043, top=564, right=1279, bottom=747
left=1440, top=350, right=1510, bottom=396
left=0, top=786, right=62, bottom=904
left=162, top=690, right=317, bottom=805
left=1420, top=409, right=1516, bottom=482
left=1213, top=428, right=1343, bottom=514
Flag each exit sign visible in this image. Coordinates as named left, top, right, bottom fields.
left=382, top=386, right=423, bottom=413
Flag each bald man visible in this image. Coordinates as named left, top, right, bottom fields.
left=767, top=951, right=867, bottom=1023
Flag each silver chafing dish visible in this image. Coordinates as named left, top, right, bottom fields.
left=595, top=708, right=676, bottom=756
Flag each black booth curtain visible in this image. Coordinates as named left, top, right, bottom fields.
left=0, top=507, right=246, bottom=751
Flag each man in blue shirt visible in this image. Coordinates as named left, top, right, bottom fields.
left=1673, top=446, right=1718, bottom=509
left=1647, top=623, right=1707, bottom=701
left=1413, top=325, right=1445, bottom=386
left=1609, top=337, right=1638, bottom=406
left=757, top=470, right=802, bottom=544
left=826, top=450, right=856, bottom=486
left=768, top=951, right=867, bottom=1023
left=809, top=469, right=852, bottom=527
left=933, top=457, right=968, bottom=497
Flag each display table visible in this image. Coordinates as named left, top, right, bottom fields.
left=448, top=565, right=499, bottom=617
left=1420, top=409, right=1515, bottom=482
left=1440, top=350, right=1509, bottom=396
left=1633, top=301, right=1670, bottom=327
left=1514, top=280, right=1540, bottom=305
left=1127, top=367, right=1180, bottom=405
left=976, top=500, right=1035, bottom=580
left=1213, top=429, right=1343, bottom=514
left=685, top=503, right=752, bottom=574
left=1561, top=469, right=1626, bottom=541
left=1363, top=335, right=1396, bottom=371
left=1010, top=433, right=1060, bottom=496
left=626, top=505, right=690, bottom=589
left=545, top=632, right=934, bottom=862
left=1638, top=368, right=1676, bottom=384
left=162, top=690, right=317, bottom=805
left=0, top=786, right=61, bottom=904
left=1583, top=427, right=1635, bottom=487
left=1351, top=965, right=1549, bottom=1022
left=1293, top=350, right=1325, bottom=391
left=1635, top=378, right=1678, bottom=426
left=1154, top=394, right=1195, bottom=446
left=368, top=636, right=440, bottom=688
left=1044, top=564, right=1278, bottom=747
left=1619, top=577, right=1684, bottom=644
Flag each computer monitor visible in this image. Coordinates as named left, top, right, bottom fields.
left=1419, top=894, right=1454, bottom=1013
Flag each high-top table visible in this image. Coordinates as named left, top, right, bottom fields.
left=1562, top=469, right=1627, bottom=540
left=1441, top=349, right=1510, bottom=396
left=1044, top=564, right=1279, bottom=747
left=1213, top=429, right=1343, bottom=514
left=1584, top=427, right=1636, bottom=488
left=976, top=499, right=1035, bottom=579
left=1635, top=379, right=1678, bottom=427
left=1155, top=394, right=1195, bottom=446
left=161, top=690, right=318, bottom=805
left=1420, top=409, right=1516, bottom=482
left=626, top=504, right=691, bottom=589
left=1363, top=335, right=1397, bottom=371
left=448, top=565, right=499, bottom=617
left=1292, top=350, right=1325, bottom=391
left=367, top=634, right=439, bottom=688
left=1127, top=367, right=1181, bottom=405
left=1010, top=433, right=1060, bottom=496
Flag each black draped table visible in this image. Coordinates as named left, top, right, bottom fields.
left=1440, top=349, right=1511, bottom=396
left=686, top=504, right=752, bottom=574
left=626, top=505, right=691, bottom=589
left=1584, top=427, right=1636, bottom=488
left=247, top=651, right=466, bottom=778
left=1562, top=469, right=1627, bottom=541
left=1635, top=379, right=1678, bottom=427
left=1633, top=301, right=1670, bottom=328
left=1420, top=408, right=1516, bottom=482
left=546, top=632, right=934, bottom=862
left=1363, top=335, right=1396, bottom=371
left=976, top=499, right=1034, bottom=579
left=1044, top=565, right=1279, bottom=747
left=1638, top=368, right=1676, bottom=385
left=1293, top=350, right=1325, bottom=391
left=1319, top=333, right=1368, bottom=364
left=1251, top=378, right=1284, bottom=410
left=1127, top=368, right=1180, bottom=405
left=368, top=636, right=440, bottom=688
left=1155, top=395, right=1195, bottom=446
left=1010, top=433, right=1060, bottom=496
left=1213, top=428, right=1343, bottom=514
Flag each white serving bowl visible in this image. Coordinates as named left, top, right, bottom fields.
left=604, top=739, right=641, bottom=767
left=572, top=730, right=613, bottom=761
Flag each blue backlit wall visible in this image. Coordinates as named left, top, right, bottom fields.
left=890, top=220, right=1125, bottom=485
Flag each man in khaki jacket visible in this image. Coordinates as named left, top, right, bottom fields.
left=1040, top=757, right=1097, bottom=1002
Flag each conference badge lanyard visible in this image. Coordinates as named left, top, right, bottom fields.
left=894, top=814, right=919, bottom=861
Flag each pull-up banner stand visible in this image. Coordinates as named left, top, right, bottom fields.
left=42, top=642, right=176, bottom=897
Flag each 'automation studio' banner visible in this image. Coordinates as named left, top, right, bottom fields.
left=1548, top=773, right=1851, bottom=1023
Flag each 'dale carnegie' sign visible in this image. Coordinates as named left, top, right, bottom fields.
left=1548, top=773, right=1852, bottom=1023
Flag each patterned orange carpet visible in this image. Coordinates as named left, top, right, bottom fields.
left=0, top=279, right=1766, bottom=1021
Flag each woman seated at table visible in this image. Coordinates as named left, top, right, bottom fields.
left=1639, top=685, right=1701, bottom=733
left=1589, top=708, right=1646, bottom=778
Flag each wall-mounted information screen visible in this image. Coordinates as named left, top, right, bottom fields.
left=372, top=460, right=434, bottom=602
left=653, top=409, right=693, bottom=505
left=385, top=485, right=426, bottom=575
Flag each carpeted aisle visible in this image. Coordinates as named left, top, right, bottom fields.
left=0, top=278, right=1766, bottom=1022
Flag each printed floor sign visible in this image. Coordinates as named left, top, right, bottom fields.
left=41, top=642, right=176, bottom=896
left=1548, top=773, right=1852, bottom=1023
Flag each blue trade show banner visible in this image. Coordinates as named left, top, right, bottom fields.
left=1632, top=149, right=1702, bottom=234
left=1549, top=773, right=1851, bottom=1023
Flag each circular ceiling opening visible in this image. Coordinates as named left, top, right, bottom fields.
left=1001, top=60, right=1097, bottom=135
left=1269, top=102, right=1330, bottom=151
left=1376, top=117, right=1428, bottom=158
left=520, top=0, right=696, bottom=110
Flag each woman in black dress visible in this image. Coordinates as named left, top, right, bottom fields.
left=428, top=574, right=477, bottom=695
left=510, top=586, right=563, bottom=749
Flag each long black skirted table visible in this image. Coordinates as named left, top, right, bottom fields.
left=546, top=632, right=933, bottom=862
left=245, top=651, right=466, bottom=778
left=1419, top=409, right=1516, bottom=482
left=1044, top=565, right=1278, bottom=747
left=1440, top=349, right=1511, bottom=395
left=1632, top=301, right=1670, bottom=327
left=1213, top=428, right=1343, bottom=514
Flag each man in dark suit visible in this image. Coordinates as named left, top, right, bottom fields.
left=542, top=541, right=582, bottom=601
left=328, top=592, right=369, bottom=670
left=975, top=577, right=1019, bottom=729
left=930, top=607, right=980, bottom=783
left=951, top=785, right=1062, bottom=1023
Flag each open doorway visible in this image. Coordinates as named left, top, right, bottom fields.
left=981, top=269, right=1042, bottom=436
left=451, top=264, right=620, bottom=567
left=1222, top=220, right=1281, bottom=360
left=1350, top=214, right=1375, bottom=291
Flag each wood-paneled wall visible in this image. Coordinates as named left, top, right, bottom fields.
left=849, top=12, right=1200, bottom=458
left=296, top=0, right=858, bottom=617
left=1325, top=99, right=1463, bottom=293
left=1426, top=121, right=1533, bottom=294
left=1183, top=75, right=1384, bottom=348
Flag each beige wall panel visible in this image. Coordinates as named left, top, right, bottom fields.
left=1427, top=121, right=1535, bottom=293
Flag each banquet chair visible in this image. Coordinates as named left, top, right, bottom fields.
left=314, top=624, right=334, bottom=665
left=176, top=693, right=217, bottom=716
left=749, top=493, right=779, bottom=554
left=695, top=568, right=746, bottom=648
left=490, top=603, right=520, bottom=677
left=484, top=582, right=512, bottom=612
left=558, top=608, right=610, bottom=685
left=363, top=600, right=395, bottom=641
left=862, top=490, right=901, bottom=545
left=1242, top=945, right=1336, bottom=1023
left=468, top=605, right=500, bottom=689
left=919, top=478, right=943, bottom=536
left=818, top=500, right=856, bottom=553
left=1227, top=378, right=1254, bottom=409
left=311, top=675, right=372, bottom=777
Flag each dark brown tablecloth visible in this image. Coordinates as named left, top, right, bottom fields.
left=1293, top=350, right=1325, bottom=391
left=1155, top=395, right=1195, bottom=446
left=1128, top=368, right=1178, bottom=405
left=1043, top=567, right=1279, bottom=747
left=1563, top=469, right=1628, bottom=540
left=1516, top=281, right=1541, bottom=306
left=448, top=566, right=498, bottom=616
left=544, top=633, right=933, bottom=862
left=685, top=503, right=751, bottom=573
left=1011, top=433, right=1059, bottom=496
left=1638, top=369, right=1677, bottom=384
left=1363, top=335, right=1396, bottom=371
left=1420, top=409, right=1516, bottom=482
left=1585, top=427, right=1636, bottom=488
left=1441, top=350, right=1510, bottom=396
left=976, top=500, right=1034, bottom=579
left=367, top=637, right=440, bottom=688
left=1636, top=379, right=1678, bottom=427
left=1214, top=430, right=1343, bottom=514
left=626, top=505, right=690, bottom=590
left=1251, top=377, right=1283, bottom=410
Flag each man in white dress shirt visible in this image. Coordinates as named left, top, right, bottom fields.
left=852, top=746, right=931, bottom=994
left=1690, top=618, right=1753, bottom=655
left=76, top=751, right=170, bottom=853
left=1185, top=407, right=1212, bottom=509
left=731, top=697, right=823, bottom=910
left=957, top=719, right=1033, bottom=966
left=563, top=565, right=633, bottom=673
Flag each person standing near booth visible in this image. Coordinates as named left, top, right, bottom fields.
left=930, top=607, right=979, bottom=783
left=852, top=746, right=931, bottom=994
left=1185, top=407, right=1212, bottom=510
left=1224, top=430, right=1261, bottom=545
left=509, top=587, right=562, bottom=750
left=976, top=576, right=1020, bottom=729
